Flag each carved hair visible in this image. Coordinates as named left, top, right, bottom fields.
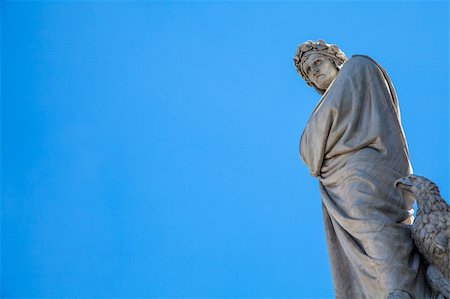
left=293, top=40, right=347, bottom=93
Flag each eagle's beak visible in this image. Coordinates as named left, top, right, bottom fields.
left=394, top=177, right=412, bottom=191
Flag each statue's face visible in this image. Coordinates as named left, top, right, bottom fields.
left=302, top=53, right=338, bottom=91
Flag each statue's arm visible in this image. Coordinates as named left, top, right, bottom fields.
left=300, top=106, right=334, bottom=177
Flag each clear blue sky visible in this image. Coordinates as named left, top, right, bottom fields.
left=2, top=1, right=448, bottom=298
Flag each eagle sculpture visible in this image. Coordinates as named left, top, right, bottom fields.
left=395, top=174, right=450, bottom=299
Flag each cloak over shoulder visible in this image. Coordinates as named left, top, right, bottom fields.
left=300, top=56, right=430, bottom=299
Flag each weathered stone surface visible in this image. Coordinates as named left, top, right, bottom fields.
left=294, top=40, right=431, bottom=299
left=396, top=175, right=450, bottom=298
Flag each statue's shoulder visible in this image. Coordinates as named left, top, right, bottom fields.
left=342, top=55, right=380, bottom=73
left=347, top=55, right=378, bottom=66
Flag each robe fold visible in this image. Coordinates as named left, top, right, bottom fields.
left=300, top=55, right=430, bottom=299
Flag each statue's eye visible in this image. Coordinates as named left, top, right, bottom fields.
left=314, top=59, right=321, bottom=65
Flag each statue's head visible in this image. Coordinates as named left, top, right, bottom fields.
left=293, top=40, right=347, bottom=95
left=395, top=175, right=440, bottom=196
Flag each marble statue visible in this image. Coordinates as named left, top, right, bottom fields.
left=396, top=175, right=450, bottom=299
left=293, top=40, right=431, bottom=299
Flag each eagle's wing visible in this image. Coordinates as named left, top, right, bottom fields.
left=427, top=265, right=450, bottom=298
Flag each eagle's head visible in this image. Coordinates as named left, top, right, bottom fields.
left=394, top=174, right=440, bottom=196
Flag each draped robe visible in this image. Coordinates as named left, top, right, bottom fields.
left=300, top=55, right=430, bottom=298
